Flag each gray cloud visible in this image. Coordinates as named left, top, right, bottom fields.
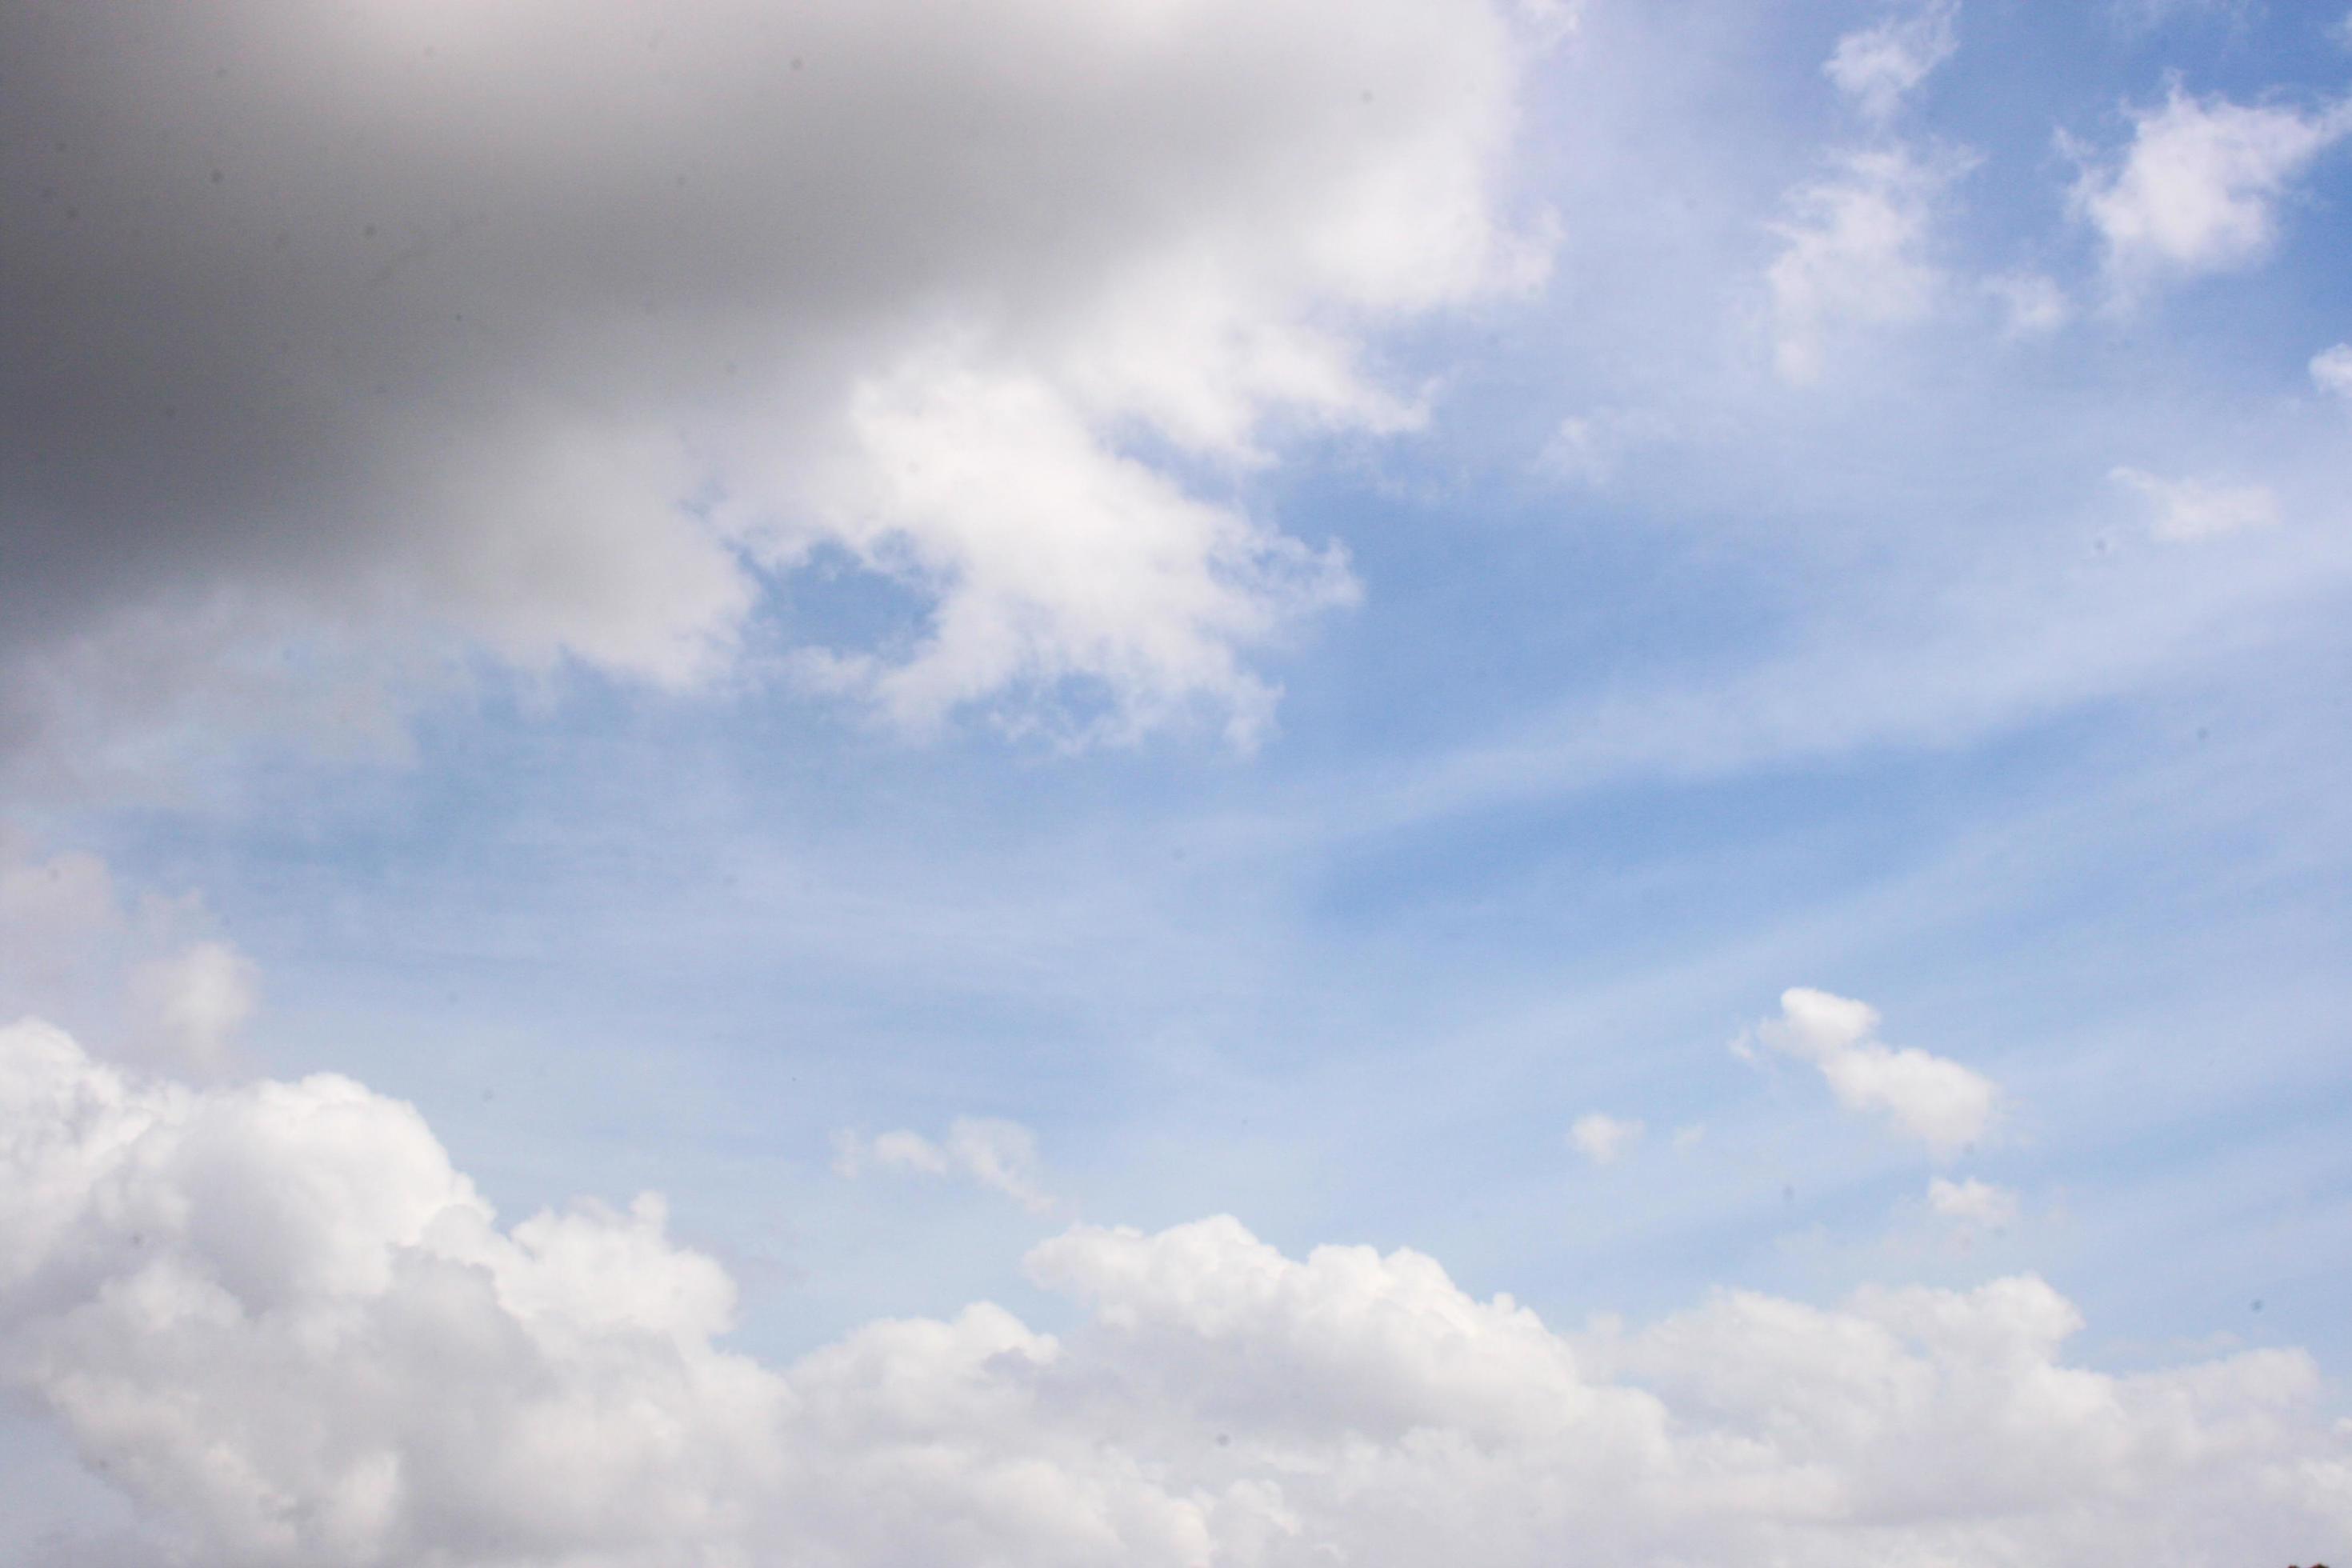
left=2, top=0, right=1534, bottom=778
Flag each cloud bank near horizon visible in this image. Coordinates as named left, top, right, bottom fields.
left=3, top=1017, right=2346, bottom=1567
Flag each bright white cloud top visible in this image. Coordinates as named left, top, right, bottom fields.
left=3, top=1019, right=2347, bottom=1566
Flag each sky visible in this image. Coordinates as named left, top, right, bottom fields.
left=3, top=0, right=2351, bottom=1563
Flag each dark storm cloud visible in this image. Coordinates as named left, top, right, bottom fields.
left=0, top=0, right=1527, bottom=780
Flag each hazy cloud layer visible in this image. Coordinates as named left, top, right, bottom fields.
left=3, top=1020, right=2347, bottom=1566
left=1, top=0, right=1536, bottom=776
left=2111, top=466, right=2282, bottom=542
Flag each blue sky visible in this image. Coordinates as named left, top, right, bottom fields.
left=4, top=2, right=2351, bottom=1563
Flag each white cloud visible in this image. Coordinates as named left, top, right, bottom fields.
left=0, top=0, right=1538, bottom=780
left=125, top=942, right=259, bottom=1078
left=2312, top=343, right=2352, bottom=400
left=1568, top=1112, right=1645, bottom=1165
left=5, top=1019, right=2349, bottom=1566
left=1824, top=1, right=1960, bottom=122
left=1986, top=270, right=2072, bottom=338
left=0, top=839, right=259, bottom=1078
left=1927, top=1174, right=2018, bottom=1231
left=1751, top=987, right=1999, bottom=1158
left=1766, top=149, right=1954, bottom=384
left=834, top=1116, right=1056, bottom=1214
left=0, top=843, right=120, bottom=992
left=2111, top=466, right=2282, bottom=541
left=2071, top=86, right=2352, bottom=297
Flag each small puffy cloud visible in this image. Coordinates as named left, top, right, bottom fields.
left=1824, top=0, right=1959, bottom=122
left=2111, top=466, right=2282, bottom=541
left=1568, top=1112, right=1645, bottom=1166
left=834, top=1116, right=1055, bottom=1213
left=1986, top=271, right=2071, bottom=338
left=2312, top=343, right=2352, bottom=400
left=2071, top=86, right=2352, bottom=297
left=1750, top=987, right=1999, bottom=1158
left=1928, top=1175, right=2018, bottom=1229
left=6, top=1021, right=2351, bottom=1566
left=1767, top=149, right=1955, bottom=384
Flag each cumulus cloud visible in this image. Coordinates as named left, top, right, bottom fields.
left=2111, top=466, right=2282, bottom=541
left=4, top=1019, right=2349, bottom=1566
left=2313, top=342, right=2352, bottom=400
left=1766, top=149, right=1955, bottom=383
left=2070, top=86, right=2352, bottom=298
left=1568, top=1111, right=1644, bottom=1165
left=1749, top=987, right=1999, bottom=1158
left=0, top=0, right=1538, bottom=779
left=834, top=1117, right=1056, bottom=1214
left=1824, top=0, right=1960, bottom=122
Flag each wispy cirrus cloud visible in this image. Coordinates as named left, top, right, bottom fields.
left=1824, top=0, right=1959, bottom=122
left=834, top=1117, right=1058, bottom=1214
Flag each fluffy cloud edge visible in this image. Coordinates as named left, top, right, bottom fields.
left=1748, top=986, right=2000, bottom=1158
left=1, top=0, right=1546, bottom=786
left=6, top=1017, right=2350, bottom=1566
